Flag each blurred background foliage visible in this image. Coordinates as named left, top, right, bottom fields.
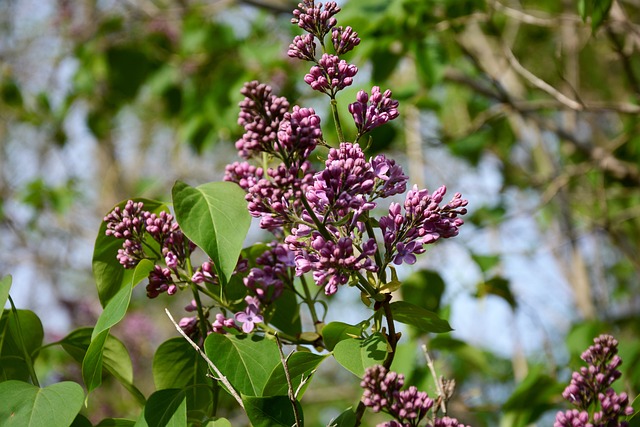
left=1, top=0, right=639, bottom=425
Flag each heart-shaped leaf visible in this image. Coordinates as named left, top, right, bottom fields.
left=333, top=333, right=388, bottom=378
left=204, top=333, right=280, bottom=396
left=390, top=301, right=452, bottom=333
left=322, top=322, right=363, bottom=351
left=144, top=389, right=187, bottom=427
left=242, top=395, right=302, bottom=427
left=0, top=380, right=84, bottom=427
left=262, top=352, right=328, bottom=397
left=172, top=181, right=251, bottom=286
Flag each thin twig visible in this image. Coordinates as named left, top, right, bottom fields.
left=502, top=45, right=584, bottom=111
left=165, top=308, right=244, bottom=409
left=275, top=334, right=303, bottom=427
left=422, top=345, right=446, bottom=415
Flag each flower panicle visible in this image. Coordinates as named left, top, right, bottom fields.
left=555, top=334, right=634, bottom=427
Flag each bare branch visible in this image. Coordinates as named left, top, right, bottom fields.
left=275, top=334, right=303, bottom=427
left=165, top=308, right=245, bottom=409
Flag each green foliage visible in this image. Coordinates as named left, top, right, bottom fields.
left=203, top=333, right=281, bottom=397
left=389, top=301, right=453, bottom=333
left=0, top=380, right=84, bottom=427
left=93, top=199, right=169, bottom=307
left=242, top=395, right=302, bottom=427
left=172, top=181, right=251, bottom=287
left=333, top=333, right=389, bottom=378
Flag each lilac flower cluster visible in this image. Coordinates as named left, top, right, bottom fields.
left=350, top=86, right=400, bottom=137
left=361, top=365, right=434, bottom=426
left=380, top=186, right=468, bottom=266
left=236, top=81, right=290, bottom=159
left=362, top=365, right=469, bottom=427
left=104, top=200, right=194, bottom=298
left=291, top=0, right=340, bottom=40
left=304, top=53, right=358, bottom=96
left=555, top=334, right=634, bottom=427
left=244, top=243, right=295, bottom=303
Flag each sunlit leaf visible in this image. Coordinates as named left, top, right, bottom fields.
left=172, top=181, right=251, bottom=286
left=389, top=301, right=452, bottom=333
left=203, top=333, right=280, bottom=396
left=262, top=352, right=328, bottom=397
left=242, top=395, right=302, bottom=427
left=333, top=333, right=388, bottom=378
left=0, top=380, right=84, bottom=427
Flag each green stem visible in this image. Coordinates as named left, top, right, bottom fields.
left=331, top=97, right=346, bottom=143
left=300, top=196, right=334, bottom=242
left=354, top=297, right=399, bottom=426
left=300, top=275, right=321, bottom=330
left=363, top=218, right=386, bottom=284
left=8, top=296, right=39, bottom=387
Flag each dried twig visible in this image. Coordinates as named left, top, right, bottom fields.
left=165, top=308, right=245, bottom=409
left=275, top=334, right=303, bottom=427
left=422, top=344, right=447, bottom=415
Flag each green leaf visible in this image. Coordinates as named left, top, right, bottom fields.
left=96, top=420, right=137, bottom=427
left=203, top=333, right=280, bottom=396
left=333, top=333, right=388, bottom=378
left=153, top=338, right=198, bottom=390
left=262, top=352, right=328, bottom=397
left=204, top=419, right=232, bottom=427
left=0, top=275, right=11, bottom=309
left=578, top=0, right=613, bottom=30
left=83, top=329, right=109, bottom=394
left=72, top=328, right=140, bottom=402
left=0, top=309, right=44, bottom=382
left=501, top=366, right=562, bottom=427
left=93, top=259, right=154, bottom=340
left=328, top=407, right=356, bottom=427
left=476, top=276, right=517, bottom=310
left=389, top=301, right=453, bottom=333
left=144, top=389, right=187, bottom=427
left=71, top=414, right=93, bottom=427
left=267, top=289, right=302, bottom=336
left=471, top=253, right=501, bottom=275
left=93, top=199, right=168, bottom=307
left=172, top=181, right=251, bottom=286
left=0, top=380, right=84, bottom=427
left=321, top=322, right=363, bottom=351
left=242, top=395, right=302, bottom=427
left=400, top=269, right=446, bottom=313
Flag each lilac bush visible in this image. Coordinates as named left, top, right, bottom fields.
left=555, top=334, right=634, bottom=427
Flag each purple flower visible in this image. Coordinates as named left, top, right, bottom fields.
left=331, top=26, right=360, bottom=54
left=292, top=1, right=340, bottom=40
left=557, top=334, right=634, bottom=426
left=430, top=417, right=472, bottom=427
left=304, top=54, right=357, bottom=96
left=245, top=161, right=315, bottom=231
left=289, top=230, right=377, bottom=295
left=236, top=81, right=290, bottom=159
left=146, top=265, right=175, bottom=298
left=361, top=365, right=434, bottom=426
left=288, top=34, right=316, bottom=61
left=305, top=142, right=376, bottom=221
left=224, top=161, right=264, bottom=190
left=379, top=185, right=468, bottom=266
left=235, top=301, right=264, bottom=334
left=371, top=155, right=408, bottom=198
left=276, top=105, right=323, bottom=165
left=212, top=313, right=237, bottom=334
left=349, top=86, right=399, bottom=136
left=178, top=317, right=197, bottom=337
